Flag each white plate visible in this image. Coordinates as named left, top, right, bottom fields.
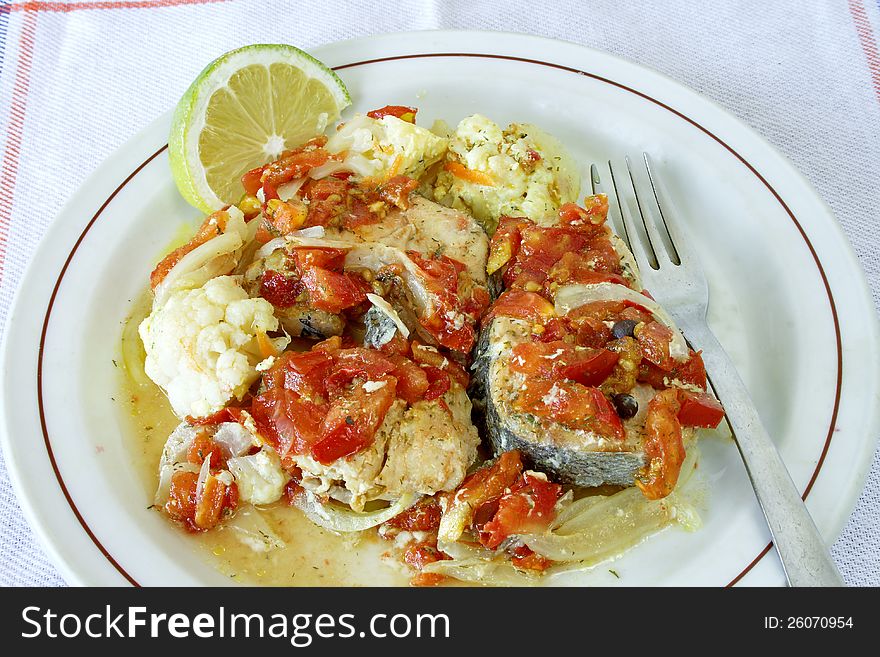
left=2, top=31, right=878, bottom=587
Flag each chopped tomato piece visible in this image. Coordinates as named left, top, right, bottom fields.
left=312, top=375, right=397, bottom=464
left=300, top=267, right=370, bottom=314
left=186, top=406, right=245, bottom=427
left=544, top=250, right=628, bottom=292
left=410, top=572, right=446, bottom=587
left=187, top=431, right=223, bottom=468
left=483, top=290, right=556, bottom=326
left=387, top=497, right=442, bottom=532
left=503, top=225, right=593, bottom=288
left=292, top=247, right=348, bottom=272
left=418, top=307, right=476, bottom=354
left=261, top=137, right=331, bottom=187
left=260, top=270, right=304, bottom=308
left=303, top=176, right=349, bottom=201
left=165, top=470, right=236, bottom=532
left=636, top=320, right=675, bottom=370
left=515, top=380, right=625, bottom=440
left=445, top=450, right=524, bottom=519
left=367, top=105, right=417, bottom=123
left=378, top=332, right=411, bottom=357
left=265, top=198, right=308, bottom=234
left=410, top=343, right=469, bottom=389
left=240, top=166, right=264, bottom=196
left=324, top=348, right=396, bottom=397
left=638, top=350, right=707, bottom=390
left=193, top=473, right=233, bottom=530
left=251, top=388, right=327, bottom=456
left=164, top=471, right=198, bottom=527
left=408, top=251, right=465, bottom=291
left=558, top=196, right=608, bottom=226
left=342, top=194, right=381, bottom=230
left=480, top=472, right=563, bottom=549
left=582, top=194, right=610, bottom=221
left=556, top=349, right=620, bottom=387
left=388, top=352, right=430, bottom=390
left=255, top=220, right=275, bottom=244
left=677, top=390, right=725, bottom=428
left=509, top=341, right=619, bottom=388
left=150, top=209, right=227, bottom=289
left=510, top=545, right=553, bottom=572
left=673, top=351, right=707, bottom=389
left=253, top=338, right=473, bottom=467
left=462, top=286, right=491, bottom=318
left=379, top=175, right=419, bottom=209
left=423, top=366, right=451, bottom=401
left=403, top=540, right=448, bottom=587
left=268, top=349, right=335, bottom=398
left=637, top=388, right=685, bottom=500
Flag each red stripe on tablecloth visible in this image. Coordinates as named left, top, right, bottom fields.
left=0, top=9, right=37, bottom=282
left=0, top=0, right=227, bottom=12
left=849, top=0, right=880, bottom=103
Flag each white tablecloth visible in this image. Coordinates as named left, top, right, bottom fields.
left=0, top=0, right=877, bottom=586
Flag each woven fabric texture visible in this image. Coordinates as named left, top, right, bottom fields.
left=0, top=0, right=877, bottom=586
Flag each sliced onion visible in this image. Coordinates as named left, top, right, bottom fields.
left=253, top=226, right=326, bottom=261
left=521, top=447, right=702, bottom=562
left=366, top=293, right=410, bottom=338
left=292, top=226, right=326, bottom=239
left=609, top=233, right=642, bottom=289
left=292, top=490, right=416, bottom=533
left=154, top=207, right=248, bottom=305
left=519, top=488, right=677, bottom=562
left=121, top=306, right=151, bottom=387
left=212, top=422, right=258, bottom=458
left=554, top=282, right=689, bottom=359
left=223, top=504, right=285, bottom=552
left=549, top=494, right=609, bottom=532
left=194, top=455, right=212, bottom=501
left=437, top=539, right=493, bottom=562
left=155, top=462, right=199, bottom=506
left=422, top=558, right=540, bottom=587
left=277, top=177, right=306, bottom=201
left=255, top=237, right=287, bottom=260
left=154, top=423, right=198, bottom=504
left=307, top=160, right=347, bottom=179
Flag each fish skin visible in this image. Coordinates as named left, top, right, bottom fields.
left=363, top=305, right=399, bottom=349
left=486, top=270, right=504, bottom=302
left=471, top=317, right=646, bottom=488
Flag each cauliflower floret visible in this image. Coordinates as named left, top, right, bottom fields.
left=433, top=114, right=580, bottom=232
left=325, top=114, right=448, bottom=180
left=139, top=275, right=287, bottom=418
left=226, top=448, right=290, bottom=505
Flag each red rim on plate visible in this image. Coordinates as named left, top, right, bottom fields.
left=36, top=53, right=842, bottom=588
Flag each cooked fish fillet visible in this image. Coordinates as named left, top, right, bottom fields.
left=293, top=383, right=480, bottom=510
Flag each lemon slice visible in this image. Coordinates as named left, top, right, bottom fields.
left=169, top=44, right=351, bottom=213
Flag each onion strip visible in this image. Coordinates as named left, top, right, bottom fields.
left=292, top=490, right=417, bottom=533
left=554, top=282, right=690, bottom=359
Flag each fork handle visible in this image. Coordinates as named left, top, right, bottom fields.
left=679, top=320, right=845, bottom=587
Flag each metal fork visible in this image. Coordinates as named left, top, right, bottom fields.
left=592, top=154, right=844, bottom=587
